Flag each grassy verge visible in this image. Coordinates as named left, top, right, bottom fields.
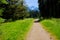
left=0, top=18, right=33, bottom=40
left=41, top=18, right=60, bottom=40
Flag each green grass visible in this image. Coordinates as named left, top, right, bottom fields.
left=0, top=18, right=33, bottom=40
left=41, top=18, right=60, bottom=40
left=0, top=18, right=5, bottom=23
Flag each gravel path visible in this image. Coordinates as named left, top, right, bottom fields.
left=26, top=20, right=54, bottom=40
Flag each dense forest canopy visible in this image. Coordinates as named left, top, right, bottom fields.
left=38, top=0, right=60, bottom=18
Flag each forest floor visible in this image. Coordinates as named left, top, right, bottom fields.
left=26, top=19, right=55, bottom=40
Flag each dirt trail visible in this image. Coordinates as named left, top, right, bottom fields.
left=26, top=19, right=54, bottom=40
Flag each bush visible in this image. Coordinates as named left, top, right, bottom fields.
left=0, top=18, right=5, bottom=23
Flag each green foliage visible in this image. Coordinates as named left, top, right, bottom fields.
left=0, top=9, right=4, bottom=16
left=0, top=19, right=33, bottom=40
left=29, top=10, right=39, bottom=18
left=14, top=5, right=29, bottom=19
left=0, top=0, right=8, bottom=4
left=41, top=18, right=60, bottom=40
left=0, top=0, right=8, bottom=17
left=0, top=17, right=5, bottom=23
left=1, top=0, right=30, bottom=21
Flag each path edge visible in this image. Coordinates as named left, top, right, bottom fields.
left=40, top=23, right=58, bottom=40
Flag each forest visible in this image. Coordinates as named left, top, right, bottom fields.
left=38, top=0, right=60, bottom=18
left=0, top=0, right=39, bottom=22
left=0, top=0, right=60, bottom=40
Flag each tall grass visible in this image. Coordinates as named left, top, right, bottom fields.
left=41, top=18, right=60, bottom=40
left=0, top=18, right=33, bottom=40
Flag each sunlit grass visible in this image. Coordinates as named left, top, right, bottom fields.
left=41, top=18, right=60, bottom=40
left=0, top=18, right=33, bottom=40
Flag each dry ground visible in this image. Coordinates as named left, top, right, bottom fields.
left=26, top=19, right=55, bottom=40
